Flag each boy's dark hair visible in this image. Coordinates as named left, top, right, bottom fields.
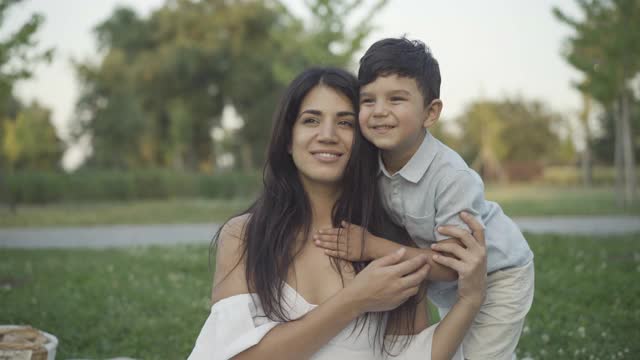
left=358, top=37, right=441, bottom=105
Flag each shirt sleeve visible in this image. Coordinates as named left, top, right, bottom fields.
left=433, top=169, right=486, bottom=242
left=187, top=294, right=281, bottom=360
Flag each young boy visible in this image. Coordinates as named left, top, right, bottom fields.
left=314, top=37, right=534, bottom=359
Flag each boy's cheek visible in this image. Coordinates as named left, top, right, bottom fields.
left=358, top=114, right=370, bottom=130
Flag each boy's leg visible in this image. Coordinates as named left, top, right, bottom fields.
left=462, top=260, right=535, bottom=360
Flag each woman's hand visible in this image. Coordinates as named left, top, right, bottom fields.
left=313, top=221, right=376, bottom=261
left=431, top=212, right=487, bottom=307
left=345, top=247, right=430, bottom=314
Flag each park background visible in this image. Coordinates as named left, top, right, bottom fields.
left=0, top=0, right=639, bottom=359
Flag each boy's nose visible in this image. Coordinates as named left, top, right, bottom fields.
left=373, top=102, right=388, bottom=117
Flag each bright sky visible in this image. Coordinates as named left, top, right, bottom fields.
left=7, top=0, right=582, bottom=168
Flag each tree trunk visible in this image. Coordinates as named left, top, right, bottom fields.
left=613, top=102, right=625, bottom=207
left=580, top=92, right=593, bottom=187
left=620, top=91, right=636, bottom=204
left=240, top=141, right=253, bottom=172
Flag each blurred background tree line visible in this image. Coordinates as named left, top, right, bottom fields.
left=0, top=0, right=639, bottom=206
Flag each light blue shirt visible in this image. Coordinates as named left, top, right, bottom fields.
left=378, top=130, right=533, bottom=308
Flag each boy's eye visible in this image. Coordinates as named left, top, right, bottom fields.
left=360, top=98, right=374, bottom=104
left=390, top=97, right=406, bottom=102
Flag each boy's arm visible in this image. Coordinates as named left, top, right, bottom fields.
left=314, top=222, right=459, bottom=281
left=367, top=234, right=460, bottom=281
left=432, top=169, right=487, bottom=242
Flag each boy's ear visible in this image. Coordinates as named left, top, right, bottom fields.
left=423, top=99, right=443, bottom=129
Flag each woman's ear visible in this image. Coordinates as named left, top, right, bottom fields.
left=423, top=99, right=443, bottom=129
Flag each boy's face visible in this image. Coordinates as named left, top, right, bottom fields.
left=359, top=74, right=440, bottom=158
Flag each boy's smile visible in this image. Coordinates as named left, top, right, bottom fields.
left=359, top=74, right=440, bottom=173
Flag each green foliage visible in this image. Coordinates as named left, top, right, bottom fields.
left=2, top=102, right=63, bottom=170
left=0, top=198, right=251, bottom=228
left=1, top=170, right=260, bottom=204
left=0, top=0, right=54, bottom=168
left=554, top=0, right=640, bottom=204
left=72, top=0, right=387, bottom=171
left=553, top=0, right=640, bottom=105
left=3, top=183, right=639, bottom=228
left=1, top=235, right=638, bottom=359
left=453, top=98, right=573, bottom=181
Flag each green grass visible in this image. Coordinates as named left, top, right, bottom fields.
left=1, top=234, right=639, bottom=359
left=0, top=198, right=251, bottom=228
left=1, top=185, right=638, bottom=228
left=0, top=245, right=213, bottom=359
left=485, top=185, right=640, bottom=216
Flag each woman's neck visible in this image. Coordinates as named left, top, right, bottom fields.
left=302, top=180, right=341, bottom=229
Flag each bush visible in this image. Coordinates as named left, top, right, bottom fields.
left=1, top=170, right=261, bottom=204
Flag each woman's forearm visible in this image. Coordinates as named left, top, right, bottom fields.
left=232, top=287, right=363, bottom=360
left=430, top=298, right=482, bottom=360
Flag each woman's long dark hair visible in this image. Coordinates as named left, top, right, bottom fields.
left=211, top=67, right=423, bottom=354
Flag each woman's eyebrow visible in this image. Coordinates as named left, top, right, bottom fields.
left=299, top=109, right=322, bottom=116
left=336, top=111, right=356, bottom=117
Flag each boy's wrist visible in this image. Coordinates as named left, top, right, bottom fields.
left=368, top=235, right=399, bottom=259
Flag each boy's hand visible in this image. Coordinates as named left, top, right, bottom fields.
left=314, top=221, right=375, bottom=261
left=431, top=212, right=487, bottom=307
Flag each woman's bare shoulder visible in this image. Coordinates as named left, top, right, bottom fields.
left=211, top=214, right=252, bottom=303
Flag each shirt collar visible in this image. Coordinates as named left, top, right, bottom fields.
left=377, top=131, right=439, bottom=183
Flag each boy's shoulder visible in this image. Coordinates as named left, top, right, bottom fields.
left=428, top=134, right=480, bottom=181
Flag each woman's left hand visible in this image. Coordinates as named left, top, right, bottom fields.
left=314, top=221, right=374, bottom=261
left=431, top=212, right=487, bottom=307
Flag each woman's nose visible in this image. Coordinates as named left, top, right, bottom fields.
left=317, top=120, right=338, bottom=143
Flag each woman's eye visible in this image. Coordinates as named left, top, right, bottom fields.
left=302, top=118, right=319, bottom=125
left=338, top=120, right=354, bottom=128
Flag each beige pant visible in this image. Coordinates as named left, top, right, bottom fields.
left=438, top=260, right=535, bottom=360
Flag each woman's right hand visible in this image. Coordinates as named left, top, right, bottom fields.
left=345, top=248, right=430, bottom=314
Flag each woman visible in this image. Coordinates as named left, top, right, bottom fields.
left=188, top=68, right=486, bottom=360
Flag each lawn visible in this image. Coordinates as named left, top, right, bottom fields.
left=0, top=198, right=251, bottom=228
left=485, top=185, right=640, bottom=216
left=1, top=185, right=639, bottom=229
left=1, top=234, right=638, bottom=359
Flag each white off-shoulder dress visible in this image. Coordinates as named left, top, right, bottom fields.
left=187, top=283, right=462, bottom=360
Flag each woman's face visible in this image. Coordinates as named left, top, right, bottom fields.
left=290, top=85, right=356, bottom=188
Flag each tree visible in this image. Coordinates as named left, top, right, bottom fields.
left=554, top=0, right=640, bottom=205
left=2, top=101, right=62, bottom=170
left=0, top=0, right=53, bottom=168
left=71, top=0, right=387, bottom=171
left=456, top=98, right=570, bottom=182
left=457, top=101, right=508, bottom=182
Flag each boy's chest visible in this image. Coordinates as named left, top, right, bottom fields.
left=379, top=177, right=437, bottom=246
